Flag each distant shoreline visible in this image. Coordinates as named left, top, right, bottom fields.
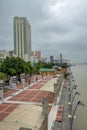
left=71, top=63, right=87, bottom=66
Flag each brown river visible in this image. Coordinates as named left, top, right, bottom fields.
left=71, top=65, right=87, bottom=130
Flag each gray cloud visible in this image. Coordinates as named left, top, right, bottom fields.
left=0, top=0, right=87, bottom=63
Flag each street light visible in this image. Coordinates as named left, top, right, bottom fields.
left=70, top=91, right=80, bottom=115
left=74, top=84, right=77, bottom=89
left=73, top=101, right=85, bottom=116
left=72, top=91, right=80, bottom=103
left=70, top=100, right=85, bottom=130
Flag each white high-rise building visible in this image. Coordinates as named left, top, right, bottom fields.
left=13, top=17, right=31, bottom=61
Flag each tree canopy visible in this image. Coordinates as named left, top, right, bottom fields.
left=0, top=57, right=55, bottom=77
left=0, top=57, right=33, bottom=76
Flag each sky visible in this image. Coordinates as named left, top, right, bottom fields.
left=0, top=0, right=87, bottom=63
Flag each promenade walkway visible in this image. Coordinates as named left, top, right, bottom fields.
left=0, top=74, right=71, bottom=130
left=49, top=79, right=71, bottom=130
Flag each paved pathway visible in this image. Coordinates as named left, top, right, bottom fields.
left=48, top=81, right=64, bottom=130
left=51, top=79, right=71, bottom=130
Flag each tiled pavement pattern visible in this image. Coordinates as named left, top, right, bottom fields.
left=0, top=76, right=53, bottom=122
left=0, top=103, right=19, bottom=121
left=8, top=89, right=54, bottom=103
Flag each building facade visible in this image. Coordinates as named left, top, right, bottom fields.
left=31, top=51, right=41, bottom=61
left=31, top=51, right=41, bottom=65
left=14, top=17, right=31, bottom=61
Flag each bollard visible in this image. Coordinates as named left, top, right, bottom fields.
left=9, top=76, right=17, bottom=89
left=0, top=87, right=4, bottom=101
left=20, top=73, right=25, bottom=89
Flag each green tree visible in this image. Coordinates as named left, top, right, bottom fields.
left=0, top=72, right=8, bottom=81
left=0, top=57, right=26, bottom=75
left=24, top=61, right=33, bottom=75
left=8, top=68, right=16, bottom=76
left=0, top=57, right=35, bottom=76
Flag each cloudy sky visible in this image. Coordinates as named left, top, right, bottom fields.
left=0, top=0, right=87, bottom=63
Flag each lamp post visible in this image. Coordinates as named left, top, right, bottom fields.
left=72, top=92, right=80, bottom=103
left=70, top=91, right=80, bottom=114
left=70, top=101, right=85, bottom=130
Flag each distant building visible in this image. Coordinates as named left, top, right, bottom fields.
left=13, top=17, right=31, bottom=61
left=42, top=57, right=50, bottom=63
left=31, top=51, right=41, bottom=61
left=0, top=50, right=9, bottom=60
left=9, top=51, right=14, bottom=57
left=54, top=57, right=61, bottom=65
left=50, top=56, right=54, bottom=63
left=31, top=51, right=41, bottom=65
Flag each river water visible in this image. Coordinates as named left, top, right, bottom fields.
left=71, top=65, right=87, bottom=130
